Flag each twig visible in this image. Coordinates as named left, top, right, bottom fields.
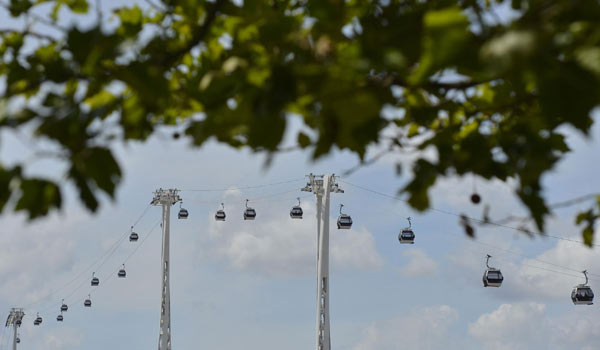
left=0, top=1, right=69, bottom=32
left=95, top=0, right=103, bottom=24
left=342, top=142, right=396, bottom=176
left=161, top=0, right=226, bottom=65
left=0, top=29, right=58, bottom=41
left=142, top=0, right=167, bottom=12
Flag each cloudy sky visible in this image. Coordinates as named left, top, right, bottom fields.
left=1, top=2, right=600, bottom=350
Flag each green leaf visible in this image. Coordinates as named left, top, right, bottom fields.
left=402, top=159, right=438, bottom=211
left=297, top=132, right=311, bottom=148
left=583, top=227, right=594, bottom=247
left=15, top=178, right=62, bottom=219
left=410, top=6, right=470, bottom=84
left=115, top=5, right=144, bottom=37
left=71, top=147, right=122, bottom=198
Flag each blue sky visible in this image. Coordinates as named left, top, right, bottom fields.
left=1, top=2, right=600, bottom=350
left=0, top=114, right=598, bottom=350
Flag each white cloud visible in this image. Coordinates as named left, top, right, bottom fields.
left=468, top=303, right=548, bottom=350
left=445, top=212, right=600, bottom=303
left=199, top=191, right=383, bottom=277
left=0, top=211, right=86, bottom=305
left=353, top=305, right=460, bottom=350
left=14, top=323, right=83, bottom=350
left=40, top=327, right=84, bottom=350
left=468, top=303, right=600, bottom=350
left=400, top=248, right=439, bottom=277
left=504, top=239, right=600, bottom=301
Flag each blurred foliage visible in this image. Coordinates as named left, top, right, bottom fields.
left=0, top=0, right=599, bottom=245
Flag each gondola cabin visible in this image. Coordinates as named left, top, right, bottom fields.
left=290, top=206, right=303, bottom=219
left=178, top=208, right=189, bottom=219
left=483, top=268, right=504, bottom=287
left=571, top=270, right=593, bottom=305
left=244, top=208, right=256, bottom=220
left=398, top=228, right=415, bottom=244
left=337, top=215, right=352, bottom=229
left=215, top=210, right=226, bottom=221
left=337, top=204, right=353, bottom=229
left=572, top=285, right=594, bottom=305
left=244, top=200, right=256, bottom=220
left=129, top=232, right=139, bottom=242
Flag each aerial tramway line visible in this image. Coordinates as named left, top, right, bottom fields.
left=5, top=175, right=595, bottom=350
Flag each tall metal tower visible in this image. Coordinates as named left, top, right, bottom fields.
left=301, top=174, right=344, bottom=350
left=5, top=308, right=24, bottom=350
left=151, top=189, right=182, bottom=350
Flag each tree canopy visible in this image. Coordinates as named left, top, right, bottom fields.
left=0, top=0, right=599, bottom=245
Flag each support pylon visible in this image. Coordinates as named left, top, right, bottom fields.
left=302, top=174, right=344, bottom=350
left=151, top=189, right=181, bottom=350
left=5, top=308, right=24, bottom=350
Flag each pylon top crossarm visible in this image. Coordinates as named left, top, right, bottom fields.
left=302, top=174, right=343, bottom=196
left=151, top=189, right=182, bottom=206
left=5, top=308, right=24, bottom=327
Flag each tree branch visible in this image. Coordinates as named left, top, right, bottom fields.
left=0, top=29, right=58, bottom=41
left=162, top=0, right=227, bottom=65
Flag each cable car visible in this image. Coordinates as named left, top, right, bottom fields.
left=91, top=272, right=99, bottom=286
left=15, top=319, right=21, bottom=326
left=572, top=270, right=594, bottom=305
left=60, top=299, right=68, bottom=312
left=16, top=335, right=20, bottom=344
left=56, top=314, right=63, bottom=322
left=118, top=264, right=126, bottom=278
left=290, top=197, right=303, bottom=219
left=215, top=203, right=226, bottom=221
left=178, top=202, right=189, bottom=219
left=34, top=314, right=42, bottom=325
left=84, top=295, right=92, bottom=307
left=243, top=199, right=256, bottom=220
left=337, top=204, right=352, bottom=229
left=398, top=217, right=415, bottom=244
left=482, top=254, right=503, bottom=287
left=129, top=226, right=139, bottom=242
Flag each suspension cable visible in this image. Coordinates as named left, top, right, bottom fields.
left=339, top=180, right=600, bottom=247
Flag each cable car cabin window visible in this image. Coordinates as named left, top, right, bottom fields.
left=339, top=216, right=352, bottom=223
left=577, top=288, right=594, bottom=300
left=487, top=271, right=503, bottom=281
left=401, top=230, right=414, bottom=238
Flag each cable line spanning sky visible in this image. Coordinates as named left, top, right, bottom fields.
left=1, top=119, right=599, bottom=349
left=3, top=166, right=597, bottom=349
